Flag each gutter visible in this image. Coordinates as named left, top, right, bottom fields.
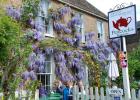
left=57, top=0, right=108, bottom=21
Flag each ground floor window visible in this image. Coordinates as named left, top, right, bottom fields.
left=37, top=55, right=55, bottom=92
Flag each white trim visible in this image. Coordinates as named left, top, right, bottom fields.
left=44, top=33, right=54, bottom=37
left=37, top=73, right=52, bottom=75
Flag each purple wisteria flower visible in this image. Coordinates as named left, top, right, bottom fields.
left=28, top=52, right=37, bottom=69
left=63, top=37, right=75, bottom=45
left=72, top=58, right=81, bottom=68
left=85, top=41, right=99, bottom=50
left=63, top=27, right=72, bottom=34
left=77, top=71, right=85, bottom=80
left=61, top=73, right=74, bottom=82
left=55, top=67, right=63, bottom=75
left=75, top=34, right=82, bottom=41
left=38, top=65, right=45, bottom=73
left=27, top=17, right=35, bottom=28
left=52, top=13, right=60, bottom=20
left=85, top=32, right=95, bottom=41
left=97, top=52, right=106, bottom=62
left=55, top=52, right=65, bottom=62
left=39, top=86, right=47, bottom=97
left=6, top=6, right=21, bottom=20
left=45, top=48, right=53, bottom=55
left=33, top=30, right=44, bottom=41
left=90, top=49, right=96, bottom=55
left=67, top=14, right=82, bottom=28
left=53, top=22, right=65, bottom=31
left=22, top=71, right=30, bottom=81
left=103, top=47, right=112, bottom=58
left=29, top=70, right=37, bottom=80
left=76, top=52, right=83, bottom=59
left=110, top=38, right=120, bottom=52
left=65, top=51, right=73, bottom=57
left=59, top=6, right=71, bottom=18
left=58, top=62, right=66, bottom=68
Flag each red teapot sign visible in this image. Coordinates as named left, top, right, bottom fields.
left=108, top=5, right=136, bottom=38
left=112, top=17, right=132, bottom=31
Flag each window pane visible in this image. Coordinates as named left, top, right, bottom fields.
left=35, top=0, right=49, bottom=33
left=37, top=74, right=51, bottom=91
left=75, top=25, right=81, bottom=33
left=40, top=0, right=49, bottom=17
left=47, top=19, right=53, bottom=35
left=97, top=21, right=102, bottom=33
left=46, top=55, right=51, bottom=61
left=45, top=61, right=51, bottom=73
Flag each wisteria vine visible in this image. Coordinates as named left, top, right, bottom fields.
left=6, top=2, right=121, bottom=91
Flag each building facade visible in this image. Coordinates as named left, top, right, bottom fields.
left=35, top=0, right=109, bottom=90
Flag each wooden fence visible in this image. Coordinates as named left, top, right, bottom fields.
left=0, top=86, right=140, bottom=100
left=72, top=85, right=140, bottom=100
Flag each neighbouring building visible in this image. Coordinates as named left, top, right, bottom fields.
left=126, top=21, right=140, bottom=51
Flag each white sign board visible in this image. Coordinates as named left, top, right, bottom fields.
left=108, top=5, right=136, bottom=38
left=108, top=88, right=123, bottom=95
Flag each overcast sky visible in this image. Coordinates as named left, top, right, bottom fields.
left=87, top=0, right=140, bottom=21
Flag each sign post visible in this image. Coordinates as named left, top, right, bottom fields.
left=108, top=5, right=136, bottom=100
left=121, top=36, right=130, bottom=100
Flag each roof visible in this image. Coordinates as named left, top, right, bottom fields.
left=57, top=0, right=108, bottom=21
left=137, top=21, right=140, bottom=29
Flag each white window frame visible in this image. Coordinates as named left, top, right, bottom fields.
left=36, top=0, right=54, bottom=37
left=75, top=14, right=85, bottom=43
left=97, top=20, right=105, bottom=42
left=37, top=55, right=55, bottom=91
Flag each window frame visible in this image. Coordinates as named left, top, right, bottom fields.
left=36, top=0, right=54, bottom=37
left=37, top=55, right=55, bottom=91
left=97, top=20, right=105, bottom=41
left=75, top=13, right=85, bottom=43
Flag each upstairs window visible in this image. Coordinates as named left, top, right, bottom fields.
left=35, top=0, right=53, bottom=37
left=75, top=13, right=85, bottom=43
left=97, top=21, right=105, bottom=41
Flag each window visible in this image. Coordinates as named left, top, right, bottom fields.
left=75, top=14, right=85, bottom=43
left=35, top=0, right=54, bottom=37
left=97, top=21, right=105, bottom=41
left=37, top=55, right=55, bottom=91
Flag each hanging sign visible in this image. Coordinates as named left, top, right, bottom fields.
left=108, top=5, right=136, bottom=38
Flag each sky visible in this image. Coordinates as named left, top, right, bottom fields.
left=87, top=0, right=140, bottom=21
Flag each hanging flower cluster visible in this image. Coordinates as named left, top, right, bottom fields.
left=67, top=14, right=82, bottom=28
left=28, top=50, right=46, bottom=73
left=6, top=6, right=21, bottom=20
left=52, top=6, right=71, bottom=21
left=84, top=32, right=112, bottom=67
left=109, top=38, right=120, bottom=53
left=22, top=69, right=37, bottom=81
left=55, top=52, right=74, bottom=82
left=24, top=29, right=44, bottom=41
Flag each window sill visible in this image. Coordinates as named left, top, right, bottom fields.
left=37, top=73, right=52, bottom=75
left=45, top=34, right=55, bottom=38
